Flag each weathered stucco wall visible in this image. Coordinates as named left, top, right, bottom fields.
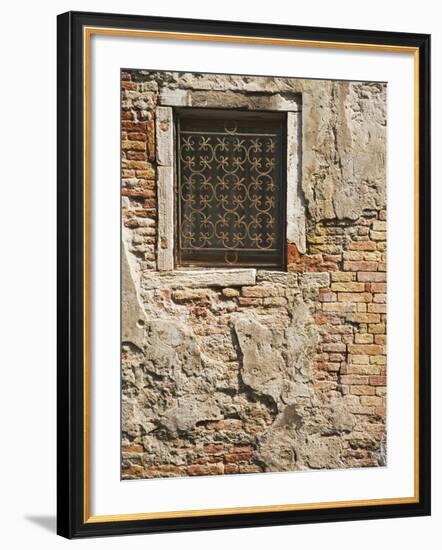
left=121, top=70, right=387, bottom=478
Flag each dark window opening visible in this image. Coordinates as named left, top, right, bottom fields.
left=175, top=109, right=286, bottom=268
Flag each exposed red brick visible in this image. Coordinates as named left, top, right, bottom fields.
left=122, top=121, right=147, bottom=132
left=348, top=241, right=377, bottom=251
left=348, top=344, right=384, bottom=355
left=287, top=243, right=300, bottom=263
left=344, top=261, right=378, bottom=271
left=122, top=443, right=143, bottom=453
left=369, top=376, right=387, bottom=386
left=224, top=452, right=253, bottom=463
left=357, top=271, right=386, bottom=282
left=319, top=290, right=337, bottom=302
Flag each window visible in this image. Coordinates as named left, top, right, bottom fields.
left=175, top=110, right=286, bottom=269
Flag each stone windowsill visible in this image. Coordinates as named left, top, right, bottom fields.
left=143, top=268, right=257, bottom=289
left=142, top=268, right=330, bottom=291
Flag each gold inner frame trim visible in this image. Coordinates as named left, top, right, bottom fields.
left=83, top=26, right=420, bottom=524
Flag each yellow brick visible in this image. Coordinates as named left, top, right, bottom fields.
left=368, top=323, right=386, bottom=334
left=346, top=313, right=380, bottom=324
left=372, top=220, right=387, bottom=231
left=121, top=140, right=147, bottom=151
left=370, top=230, right=386, bottom=241
left=364, top=252, right=382, bottom=261
left=370, top=355, right=387, bottom=365
left=331, top=282, right=365, bottom=292
left=355, top=333, right=374, bottom=344
left=323, top=302, right=357, bottom=313
left=338, top=292, right=372, bottom=303
left=343, top=251, right=364, bottom=261
left=331, top=272, right=355, bottom=282
left=348, top=354, right=370, bottom=365
left=368, top=303, right=387, bottom=313
left=349, top=385, right=375, bottom=396
left=345, top=364, right=380, bottom=375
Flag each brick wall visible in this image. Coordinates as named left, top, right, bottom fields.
left=121, top=72, right=157, bottom=272
left=120, top=70, right=387, bottom=478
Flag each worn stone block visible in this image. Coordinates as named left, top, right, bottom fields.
left=156, top=166, right=174, bottom=270
left=155, top=106, right=173, bottom=166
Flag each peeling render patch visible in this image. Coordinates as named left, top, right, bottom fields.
left=235, top=318, right=287, bottom=403
left=121, top=70, right=387, bottom=479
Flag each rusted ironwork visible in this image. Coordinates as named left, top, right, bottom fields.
left=176, top=110, right=286, bottom=268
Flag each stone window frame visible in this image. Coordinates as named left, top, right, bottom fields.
left=155, top=88, right=305, bottom=287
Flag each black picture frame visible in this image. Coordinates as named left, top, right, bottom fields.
left=57, top=10, right=431, bottom=539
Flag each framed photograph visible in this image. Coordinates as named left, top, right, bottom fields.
left=57, top=11, right=431, bottom=538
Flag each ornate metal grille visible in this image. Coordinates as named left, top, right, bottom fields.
left=176, top=111, right=286, bottom=268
